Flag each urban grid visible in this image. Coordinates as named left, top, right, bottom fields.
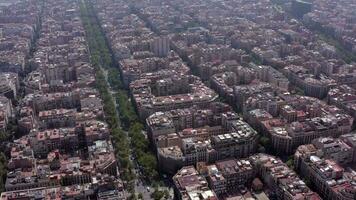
left=0, top=0, right=354, bottom=199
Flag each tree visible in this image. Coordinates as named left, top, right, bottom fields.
left=128, top=193, right=137, bottom=200
left=259, top=136, right=270, bottom=147
left=151, top=188, right=165, bottom=200
left=138, top=153, right=158, bottom=180
left=138, top=193, right=143, bottom=199
left=286, top=155, right=295, bottom=169
left=0, top=152, right=7, bottom=192
left=163, top=189, right=170, bottom=199
left=303, top=177, right=312, bottom=187
left=0, top=131, right=9, bottom=142
left=108, top=68, right=122, bottom=90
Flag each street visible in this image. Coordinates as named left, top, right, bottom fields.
left=101, top=69, right=173, bottom=199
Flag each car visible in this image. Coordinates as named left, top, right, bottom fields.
left=146, top=187, right=150, bottom=192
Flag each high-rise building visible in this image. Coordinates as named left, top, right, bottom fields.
left=150, top=37, right=170, bottom=57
